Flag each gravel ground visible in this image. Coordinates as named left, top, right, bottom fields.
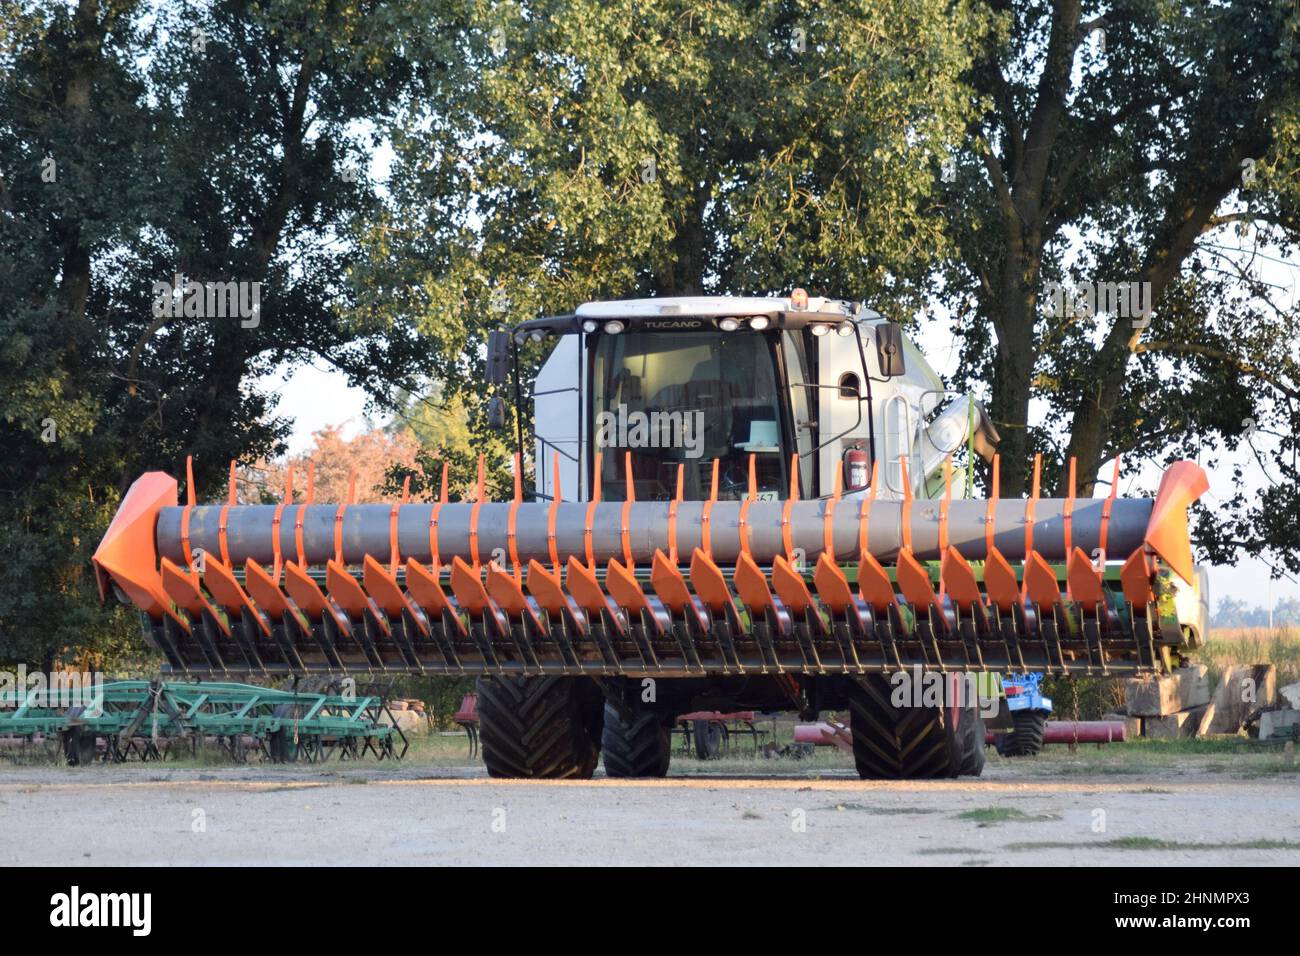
left=1, top=758, right=1298, bottom=866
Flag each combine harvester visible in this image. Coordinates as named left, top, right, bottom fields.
left=93, top=294, right=1210, bottom=780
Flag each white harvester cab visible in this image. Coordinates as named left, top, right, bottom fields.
left=521, top=292, right=1000, bottom=504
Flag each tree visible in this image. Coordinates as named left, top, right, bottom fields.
left=938, top=0, right=1300, bottom=575
left=0, top=0, right=454, bottom=668
left=353, top=0, right=992, bottom=484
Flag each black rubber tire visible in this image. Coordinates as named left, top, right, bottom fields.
left=269, top=703, right=300, bottom=763
left=999, top=709, right=1048, bottom=757
left=477, top=676, right=602, bottom=779
left=692, top=719, right=724, bottom=760
left=959, top=709, right=987, bottom=776
left=847, top=675, right=965, bottom=779
left=601, top=704, right=671, bottom=777
left=62, top=727, right=96, bottom=766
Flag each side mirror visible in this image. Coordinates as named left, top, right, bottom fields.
left=486, top=330, right=511, bottom=386
left=486, top=395, right=507, bottom=430
left=874, top=323, right=906, bottom=378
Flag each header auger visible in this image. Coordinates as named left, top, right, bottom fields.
left=93, top=293, right=1211, bottom=779
left=94, top=448, right=1207, bottom=680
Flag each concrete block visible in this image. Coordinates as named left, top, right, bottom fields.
left=1126, top=664, right=1210, bottom=717
left=1279, top=681, right=1300, bottom=710
left=1206, top=664, right=1277, bottom=734
left=1143, top=711, right=1190, bottom=739
left=1259, top=708, right=1300, bottom=740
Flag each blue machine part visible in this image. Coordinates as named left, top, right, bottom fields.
left=1003, top=673, right=1053, bottom=714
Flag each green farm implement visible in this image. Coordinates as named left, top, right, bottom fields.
left=0, top=681, right=407, bottom=765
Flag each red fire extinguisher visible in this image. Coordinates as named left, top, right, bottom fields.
left=844, top=444, right=870, bottom=491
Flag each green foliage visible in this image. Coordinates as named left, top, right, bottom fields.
left=0, top=0, right=449, bottom=668
left=354, top=0, right=992, bottom=485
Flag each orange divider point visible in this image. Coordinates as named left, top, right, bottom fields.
left=565, top=555, right=612, bottom=619
left=486, top=562, right=539, bottom=628
left=689, top=547, right=734, bottom=615
left=650, top=549, right=692, bottom=615
left=1066, top=547, right=1105, bottom=614
left=364, top=554, right=428, bottom=635
left=1023, top=551, right=1061, bottom=610
left=983, top=547, right=1021, bottom=613
left=857, top=551, right=897, bottom=615
left=328, top=560, right=387, bottom=636
left=285, top=561, right=347, bottom=630
left=244, top=559, right=290, bottom=618
left=940, top=547, right=982, bottom=613
left=1120, top=548, right=1154, bottom=609
left=899, top=455, right=913, bottom=552
left=606, top=558, right=658, bottom=633
left=733, top=551, right=776, bottom=618
left=449, top=556, right=490, bottom=616
left=203, top=556, right=272, bottom=637
left=405, top=558, right=463, bottom=635
left=161, top=557, right=229, bottom=636
left=896, top=549, right=942, bottom=619
left=813, top=553, right=854, bottom=615
left=772, top=554, right=815, bottom=616
left=526, top=559, right=569, bottom=617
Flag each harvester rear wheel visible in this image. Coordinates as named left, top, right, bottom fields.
left=600, top=704, right=671, bottom=777
left=477, top=676, right=602, bottom=779
left=998, top=710, right=1047, bottom=757
left=847, top=675, right=984, bottom=779
left=959, top=709, right=987, bottom=775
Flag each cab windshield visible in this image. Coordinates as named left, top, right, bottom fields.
left=591, top=330, right=787, bottom=500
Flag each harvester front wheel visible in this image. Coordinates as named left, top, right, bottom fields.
left=846, top=675, right=983, bottom=779
left=998, top=710, right=1048, bottom=757
left=477, top=676, right=603, bottom=779
left=600, top=703, right=671, bottom=777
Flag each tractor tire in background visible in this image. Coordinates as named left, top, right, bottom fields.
left=997, top=710, right=1048, bottom=757
left=477, top=675, right=603, bottom=779
left=847, top=675, right=984, bottom=779
left=61, top=726, right=96, bottom=766
left=600, top=704, right=671, bottom=777
left=693, top=719, right=724, bottom=760
left=268, top=703, right=300, bottom=763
